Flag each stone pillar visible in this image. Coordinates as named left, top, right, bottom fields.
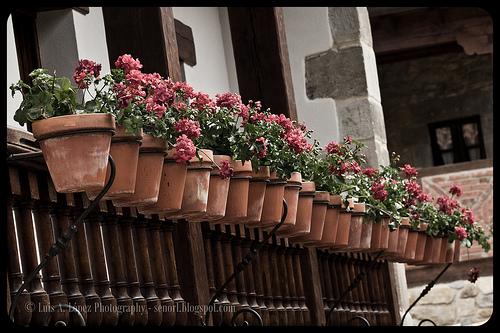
left=304, top=7, right=409, bottom=323
left=305, top=7, right=388, bottom=167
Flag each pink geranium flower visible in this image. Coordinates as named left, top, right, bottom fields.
left=175, top=119, right=201, bottom=139
left=174, top=134, right=196, bottom=163
left=449, top=185, right=463, bottom=197
left=219, top=160, right=234, bottom=179
left=115, top=54, right=142, bottom=73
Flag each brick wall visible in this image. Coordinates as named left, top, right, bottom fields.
left=419, top=166, right=493, bottom=261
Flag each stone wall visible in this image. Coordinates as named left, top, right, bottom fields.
left=406, top=275, right=493, bottom=326
left=377, top=51, right=493, bottom=168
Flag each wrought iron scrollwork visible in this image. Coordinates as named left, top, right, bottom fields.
left=52, top=304, right=86, bottom=326
left=231, top=307, right=263, bottom=326
left=348, top=315, right=371, bottom=326
left=418, top=319, right=437, bottom=326
left=7, top=153, right=116, bottom=325
left=399, top=263, right=452, bottom=326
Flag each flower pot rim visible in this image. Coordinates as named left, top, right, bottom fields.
left=250, top=165, right=271, bottom=180
left=32, top=113, right=116, bottom=141
left=313, top=191, right=330, bottom=203
left=140, top=134, right=167, bottom=153
left=299, top=181, right=316, bottom=194
left=112, top=124, right=143, bottom=142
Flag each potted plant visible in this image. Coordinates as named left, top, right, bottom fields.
left=10, top=67, right=115, bottom=194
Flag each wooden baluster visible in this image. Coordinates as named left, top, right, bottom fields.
left=147, top=215, right=176, bottom=326
left=379, top=261, right=394, bottom=325
left=284, top=241, right=300, bottom=325
left=229, top=225, right=250, bottom=323
left=277, top=238, right=294, bottom=325
left=346, top=253, right=362, bottom=323
left=293, top=246, right=309, bottom=324
left=241, top=226, right=261, bottom=322
left=101, top=204, right=135, bottom=325
left=337, top=254, right=350, bottom=324
left=260, top=231, right=278, bottom=326
left=116, top=207, right=148, bottom=326
left=269, top=235, right=287, bottom=326
left=250, top=228, right=269, bottom=325
left=327, top=253, right=341, bottom=325
left=12, top=169, right=51, bottom=326
left=201, top=223, right=218, bottom=326
left=85, top=210, right=118, bottom=326
left=320, top=251, right=332, bottom=319
left=369, top=255, right=383, bottom=325
left=221, top=225, right=241, bottom=316
left=7, top=169, right=32, bottom=326
left=318, top=251, right=327, bottom=315
left=129, top=211, right=161, bottom=326
left=160, top=222, right=188, bottom=326
left=71, top=194, right=102, bottom=326
left=359, top=255, right=375, bottom=326
left=209, top=224, right=232, bottom=325
left=31, top=174, right=68, bottom=325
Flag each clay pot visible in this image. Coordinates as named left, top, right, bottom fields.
left=312, top=194, right=341, bottom=247
left=438, top=237, right=449, bottom=263
left=346, top=203, right=365, bottom=250
left=453, top=239, right=461, bottom=262
left=32, top=113, right=115, bottom=193
left=276, top=181, right=315, bottom=237
left=394, top=218, right=410, bottom=262
left=243, top=166, right=271, bottom=225
left=421, top=235, right=435, bottom=265
left=444, top=239, right=456, bottom=263
left=178, top=149, right=214, bottom=220
left=290, top=191, right=329, bottom=245
left=281, top=172, right=302, bottom=228
left=403, top=225, right=419, bottom=262
left=222, top=160, right=253, bottom=223
left=191, top=155, right=232, bottom=222
left=113, top=135, right=166, bottom=207
left=410, top=223, right=428, bottom=264
left=358, top=214, right=373, bottom=252
left=260, top=171, right=287, bottom=227
left=370, top=215, right=390, bottom=251
left=87, top=125, right=142, bottom=200
left=139, top=149, right=188, bottom=215
left=332, top=199, right=356, bottom=251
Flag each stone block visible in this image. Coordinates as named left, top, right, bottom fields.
left=328, top=7, right=372, bottom=48
left=457, top=297, right=476, bottom=317
left=448, top=280, right=466, bottom=289
left=460, top=284, right=479, bottom=298
left=476, top=276, right=493, bottom=295
left=418, top=285, right=456, bottom=305
left=411, top=304, right=457, bottom=325
left=477, top=308, right=493, bottom=319
left=335, top=96, right=385, bottom=140
left=475, top=293, right=493, bottom=308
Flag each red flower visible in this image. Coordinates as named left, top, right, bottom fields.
left=401, top=164, right=418, bottom=178
left=175, top=119, right=201, bottom=139
left=344, top=135, right=353, bottom=144
left=371, top=181, right=388, bottom=201
left=417, top=192, right=433, bottom=202
left=348, top=161, right=362, bottom=174
left=449, top=185, right=463, bottom=197
left=362, top=167, right=378, bottom=178
left=461, top=208, right=475, bottom=225
left=285, top=128, right=309, bottom=154
left=215, top=92, right=242, bottom=110
left=173, top=81, right=195, bottom=99
left=73, top=59, right=102, bottom=89
left=325, top=141, right=340, bottom=154
left=191, top=92, right=215, bottom=112
left=467, top=267, right=480, bottom=283
left=405, top=180, right=422, bottom=197
left=455, top=226, right=468, bottom=241
left=437, top=196, right=459, bottom=215
left=115, top=54, right=142, bottom=73
left=255, top=137, right=268, bottom=159
left=219, top=160, right=234, bottom=179
left=174, top=134, right=196, bottom=163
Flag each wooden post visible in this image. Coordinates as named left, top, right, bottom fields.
left=300, top=247, right=325, bottom=326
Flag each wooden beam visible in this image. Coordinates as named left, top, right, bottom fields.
left=102, top=7, right=181, bottom=81
left=228, top=7, right=297, bottom=120
left=300, top=247, right=325, bottom=325
left=175, top=18, right=196, bottom=66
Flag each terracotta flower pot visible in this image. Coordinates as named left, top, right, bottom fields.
left=290, top=191, right=329, bottom=245
left=444, top=239, right=456, bottom=263
left=421, top=234, right=436, bottom=265
left=32, top=113, right=115, bottom=193
left=332, top=199, right=356, bottom=251
left=139, top=149, right=188, bottom=215
left=370, top=215, right=390, bottom=251
left=453, top=239, right=461, bottom=262
left=280, top=172, right=302, bottom=229
left=191, top=155, right=232, bottom=222
left=409, top=223, right=428, bottom=264
left=311, top=194, right=341, bottom=247
left=384, top=224, right=400, bottom=259
left=178, top=149, right=214, bottom=220
left=394, top=218, right=410, bottom=262
left=438, top=237, right=449, bottom=263
left=403, top=225, right=419, bottom=262
left=276, top=181, right=315, bottom=237
left=346, top=202, right=365, bottom=250
left=358, top=214, right=373, bottom=252
left=221, top=160, right=253, bottom=223
left=87, top=125, right=142, bottom=200
left=243, top=166, right=271, bottom=225
left=260, top=171, right=287, bottom=227
left=113, top=135, right=166, bottom=207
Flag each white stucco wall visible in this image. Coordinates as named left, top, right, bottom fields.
left=283, top=7, right=339, bottom=146
left=7, top=15, right=24, bottom=130
left=172, top=7, right=238, bottom=97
